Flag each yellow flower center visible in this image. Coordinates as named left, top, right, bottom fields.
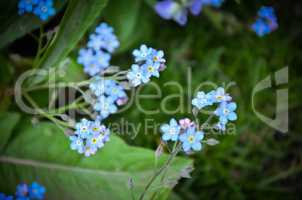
left=188, top=135, right=195, bottom=143
left=148, top=66, right=154, bottom=72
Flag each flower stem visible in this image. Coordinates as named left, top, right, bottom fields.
left=138, top=144, right=181, bottom=200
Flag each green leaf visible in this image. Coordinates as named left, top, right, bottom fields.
left=0, top=0, right=67, bottom=49
left=104, top=0, right=152, bottom=52
left=0, top=112, right=20, bottom=151
left=38, top=0, right=108, bottom=70
left=0, top=121, right=192, bottom=199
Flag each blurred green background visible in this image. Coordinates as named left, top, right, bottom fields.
left=0, top=0, right=301, bottom=199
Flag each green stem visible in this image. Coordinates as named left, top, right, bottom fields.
left=138, top=144, right=181, bottom=200
left=23, top=92, right=73, bottom=132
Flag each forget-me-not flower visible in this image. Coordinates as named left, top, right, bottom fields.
left=160, top=118, right=181, bottom=141
left=214, top=102, right=237, bottom=124
left=179, top=127, right=204, bottom=152
left=28, top=182, right=46, bottom=200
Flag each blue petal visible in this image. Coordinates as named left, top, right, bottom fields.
left=228, top=112, right=237, bottom=121
left=182, top=142, right=191, bottom=152
left=162, top=133, right=171, bottom=141
left=190, top=0, right=203, bottom=16
left=227, top=102, right=237, bottom=111
left=192, top=142, right=202, bottom=151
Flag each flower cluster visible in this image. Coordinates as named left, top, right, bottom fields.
left=0, top=182, right=45, bottom=200
left=160, top=118, right=204, bottom=152
left=251, top=6, right=278, bottom=37
left=154, top=0, right=224, bottom=26
left=77, top=23, right=119, bottom=76
left=89, top=77, right=128, bottom=119
left=127, top=44, right=166, bottom=87
left=69, top=119, right=110, bottom=157
left=192, top=87, right=237, bottom=131
left=18, top=0, right=56, bottom=21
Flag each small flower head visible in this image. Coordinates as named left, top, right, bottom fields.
left=83, top=144, right=97, bottom=157
left=28, top=182, right=46, bottom=200
left=0, top=193, right=13, bottom=200
left=192, top=91, right=213, bottom=109
left=132, top=44, right=153, bottom=63
left=251, top=19, right=271, bottom=37
left=15, top=183, right=29, bottom=197
left=70, top=119, right=110, bottom=156
left=127, top=64, right=149, bottom=87
left=77, top=22, right=118, bottom=76
left=69, top=135, right=85, bottom=153
left=179, top=127, right=204, bottom=152
left=94, top=95, right=117, bottom=119
left=160, top=118, right=181, bottom=141
left=251, top=6, right=278, bottom=37
left=33, top=0, right=56, bottom=21
left=142, top=60, right=160, bottom=78
left=214, top=102, right=237, bottom=124
left=179, top=118, right=195, bottom=129
left=18, top=0, right=39, bottom=14
left=75, top=118, right=92, bottom=139
left=212, top=87, right=232, bottom=103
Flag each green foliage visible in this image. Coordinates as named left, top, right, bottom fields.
left=0, top=112, right=20, bottom=151
left=0, top=0, right=67, bottom=49
left=0, top=120, right=192, bottom=199
left=38, top=0, right=108, bottom=70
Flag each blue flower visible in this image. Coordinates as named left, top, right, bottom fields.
left=69, top=135, right=84, bottom=154
left=18, top=0, right=39, bottom=14
left=107, top=82, right=127, bottom=101
left=15, top=197, right=30, bottom=200
left=258, top=6, right=276, bottom=20
left=204, top=0, right=224, bottom=8
left=251, top=6, right=278, bottom=37
left=189, top=0, right=203, bottom=16
left=160, top=118, right=181, bottom=141
left=214, top=102, right=237, bottom=124
left=28, top=182, right=46, bottom=200
left=95, top=23, right=114, bottom=36
left=89, top=77, right=112, bottom=96
left=132, top=44, right=152, bottom=63
left=15, top=183, right=28, bottom=198
left=94, top=51, right=111, bottom=68
left=77, top=48, right=94, bottom=66
left=212, top=87, right=232, bottom=103
left=154, top=0, right=223, bottom=25
left=94, top=96, right=117, bottom=119
left=87, top=34, right=105, bottom=51
left=142, top=60, right=160, bottom=78
left=192, top=91, right=213, bottom=109
left=150, top=48, right=166, bottom=64
left=75, top=119, right=92, bottom=139
left=101, top=34, right=120, bottom=53
left=83, top=143, right=98, bottom=157
left=89, top=120, right=106, bottom=135
left=0, top=193, right=13, bottom=200
left=251, top=19, right=271, bottom=37
left=127, top=64, right=149, bottom=87
left=33, top=0, right=56, bottom=21
left=179, top=127, right=204, bottom=152
left=87, top=25, right=119, bottom=53
left=87, top=134, right=105, bottom=149
left=154, top=0, right=188, bottom=26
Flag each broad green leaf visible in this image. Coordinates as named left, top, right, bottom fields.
left=0, top=0, right=67, bottom=49
left=104, top=0, right=152, bottom=52
left=38, top=0, right=108, bottom=70
left=0, top=112, right=20, bottom=151
left=0, top=121, right=192, bottom=199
